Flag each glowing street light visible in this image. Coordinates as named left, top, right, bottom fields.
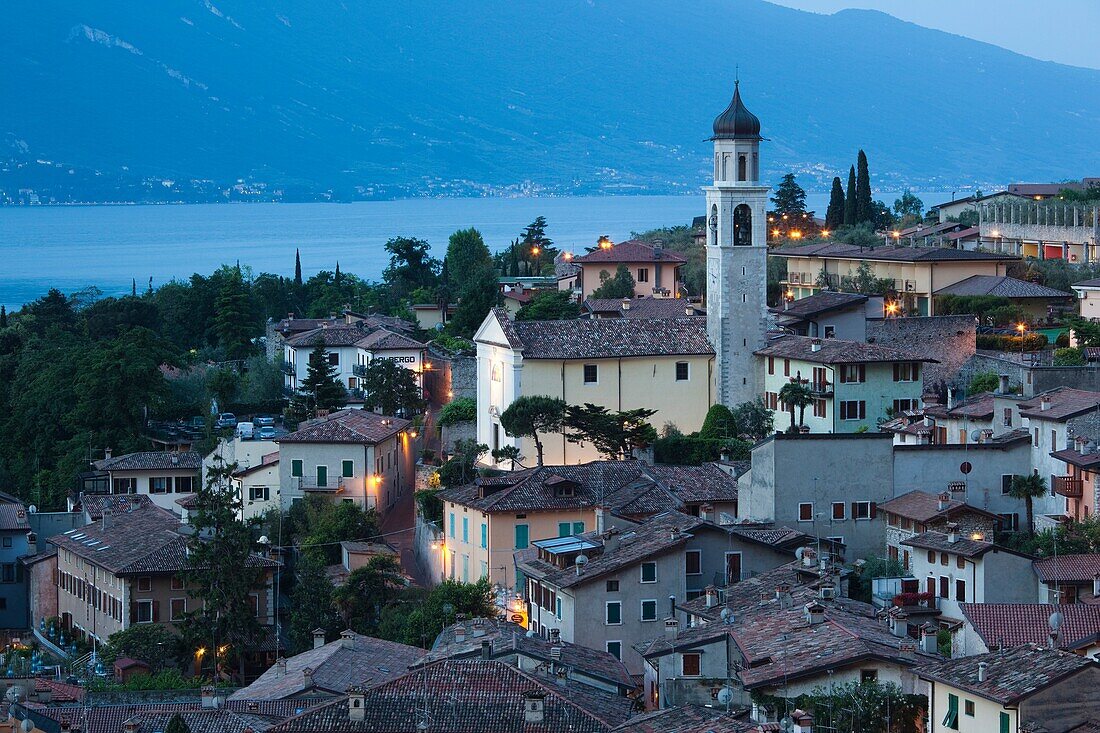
left=597, top=235, right=613, bottom=250
left=885, top=302, right=900, bottom=316
left=1016, top=323, right=1027, bottom=334
left=789, top=230, right=803, bottom=239
left=821, top=229, right=830, bottom=238
left=530, top=246, right=540, bottom=256
left=563, top=251, right=573, bottom=261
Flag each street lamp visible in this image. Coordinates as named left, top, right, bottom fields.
left=597, top=235, right=613, bottom=250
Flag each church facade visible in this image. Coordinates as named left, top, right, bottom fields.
left=705, top=82, right=770, bottom=408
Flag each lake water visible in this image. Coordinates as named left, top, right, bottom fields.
left=0, top=191, right=947, bottom=309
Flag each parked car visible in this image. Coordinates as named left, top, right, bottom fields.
left=255, top=415, right=276, bottom=427
left=257, top=426, right=278, bottom=440
left=215, top=413, right=237, bottom=429
left=236, top=422, right=255, bottom=440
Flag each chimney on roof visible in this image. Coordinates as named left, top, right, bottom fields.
left=792, top=710, right=815, bottom=733
left=549, top=627, right=561, bottom=645
left=946, top=522, right=959, bottom=544
left=921, top=623, right=938, bottom=655
left=890, top=610, right=909, bottom=638
left=201, top=685, right=217, bottom=709
left=1093, top=573, right=1100, bottom=599
left=275, top=657, right=287, bottom=676
left=1041, top=395, right=1052, bottom=411
left=288, top=312, right=295, bottom=319
left=454, top=625, right=466, bottom=643
left=340, top=629, right=356, bottom=649
left=1076, top=436, right=1088, bottom=454
left=776, top=584, right=793, bottom=610
left=686, top=305, right=695, bottom=316
left=977, top=661, right=988, bottom=683
left=524, top=691, right=546, bottom=724
left=302, top=667, right=314, bottom=689
left=595, top=506, right=606, bottom=534
left=312, top=628, right=326, bottom=649
left=938, top=492, right=950, bottom=512
left=810, top=338, right=822, bottom=352
left=621, top=298, right=631, bottom=311
left=347, top=685, right=367, bottom=722
left=481, top=639, right=493, bottom=660
left=664, top=617, right=679, bottom=639
left=704, top=585, right=718, bottom=608
left=104, top=447, right=113, bottom=460
left=899, top=640, right=917, bottom=661
left=947, top=388, right=955, bottom=410
left=122, top=723, right=139, bottom=733
left=923, top=415, right=934, bottom=428
left=804, top=601, right=825, bottom=626
left=997, top=374, right=1010, bottom=395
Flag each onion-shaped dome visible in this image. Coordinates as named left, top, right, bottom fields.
left=712, top=81, right=761, bottom=140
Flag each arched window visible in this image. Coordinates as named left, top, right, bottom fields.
left=733, top=204, right=752, bottom=246
left=738, top=154, right=747, bottom=182
left=708, top=204, right=718, bottom=246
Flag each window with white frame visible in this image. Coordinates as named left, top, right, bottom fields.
left=135, top=600, right=153, bottom=623
left=675, top=362, right=689, bottom=381
left=853, top=501, right=873, bottom=520
left=798, top=503, right=814, bottom=522
left=640, top=562, right=657, bottom=583
left=249, top=486, right=270, bottom=501
left=606, top=641, right=622, bottom=660
left=832, top=502, right=845, bottom=521
left=605, top=601, right=622, bottom=625
left=685, top=550, right=702, bottom=576
left=583, top=364, right=598, bottom=384
left=640, top=599, right=657, bottom=621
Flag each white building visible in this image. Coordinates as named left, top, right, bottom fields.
left=283, top=324, right=425, bottom=405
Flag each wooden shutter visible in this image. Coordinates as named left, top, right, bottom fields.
left=870, top=502, right=877, bottom=519
left=152, top=601, right=160, bottom=622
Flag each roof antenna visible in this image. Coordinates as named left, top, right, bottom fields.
left=735, top=64, right=740, bottom=85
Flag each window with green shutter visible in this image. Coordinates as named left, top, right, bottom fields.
left=342, top=460, right=354, bottom=477
left=605, top=601, right=621, bottom=625
left=316, top=465, right=328, bottom=487
left=999, top=712, right=1010, bottom=733
left=943, top=693, right=959, bottom=730
left=515, top=524, right=529, bottom=549
left=291, top=460, right=303, bottom=478
left=558, top=522, right=571, bottom=537
left=449, top=513, right=456, bottom=538
left=573, top=521, right=584, bottom=534
left=480, top=523, right=487, bottom=549
left=462, top=517, right=469, bottom=543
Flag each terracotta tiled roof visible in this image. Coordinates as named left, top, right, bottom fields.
left=501, top=314, right=713, bottom=360
left=1051, top=447, right=1100, bottom=470
left=438, top=461, right=735, bottom=515
left=422, top=617, right=633, bottom=689
left=516, top=512, right=702, bottom=589
left=677, top=562, right=825, bottom=621
left=353, top=328, right=425, bottom=351
left=267, top=659, right=636, bottom=732
left=923, top=392, right=995, bottom=420
left=286, top=325, right=370, bottom=348
left=583, top=297, right=704, bottom=319
left=771, top=242, right=1018, bottom=262
left=574, top=239, right=687, bottom=264
left=1033, top=554, right=1100, bottom=584
left=93, top=451, right=202, bottom=471
left=917, top=645, right=1096, bottom=705
left=901, top=530, right=1006, bottom=559
left=879, top=490, right=997, bottom=524
left=945, top=227, right=981, bottom=241
left=121, top=709, right=279, bottom=733
left=755, top=334, right=933, bottom=365
left=934, top=275, right=1072, bottom=298
left=1018, top=387, right=1100, bottom=422
left=771, top=291, right=867, bottom=319
left=49, top=503, right=278, bottom=575
left=231, top=631, right=427, bottom=700
left=279, top=409, right=410, bottom=445
left=20, top=699, right=327, bottom=733
left=612, top=706, right=754, bottom=733
left=0, top=504, right=30, bottom=531
left=960, top=603, right=1100, bottom=650
left=80, top=494, right=153, bottom=520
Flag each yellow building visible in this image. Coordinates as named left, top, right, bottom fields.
left=772, top=242, right=1017, bottom=316
left=474, top=308, right=714, bottom=466
left=436, top=461, right=738, bottom=591
left=919, top=645, right=1100, bottom=733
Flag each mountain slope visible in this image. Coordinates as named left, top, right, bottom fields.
left=2, top=0, right=1098, bottom=200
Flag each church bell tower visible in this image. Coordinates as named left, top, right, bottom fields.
left=705, top=81, right=770, bottom=408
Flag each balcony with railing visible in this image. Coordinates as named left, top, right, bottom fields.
left=353, top=363, right=369, bottom=377
left=281, top=360, right=296, bottom=376
left=298, top=476, right=346, bottom=494
left=809, top=380, right=833, bottom=397
left=1053, top=475, right=1083, bottom=498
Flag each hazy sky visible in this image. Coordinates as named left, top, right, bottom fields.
left=771, top=0, right=1100, bottom=70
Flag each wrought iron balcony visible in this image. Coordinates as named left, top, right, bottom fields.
left=297, top=476, right=346, bottom=494
left=808, top=381, right=833, bottom=397
left=281, top=360, right=296, bottom=376
left=353, top=364, right=369, bottom=377
left=1053, top=475, right=1083, bottom=498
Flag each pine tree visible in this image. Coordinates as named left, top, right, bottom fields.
left=335, top=261, right=342, bottom=286
left=294, top=249, right=303, bottom=286
left=825, top=177, right=845, bottom=230
left=844, top=166, right=857, bottom=226
left=213, top=269, right=255, bottom=360
left=770, top=173, right=807, bottom=215
left=301, top=339, right=348, bottom=413
left=131, top=278, right=137, bottom=297
left=855, top=149, right=874, bottom=225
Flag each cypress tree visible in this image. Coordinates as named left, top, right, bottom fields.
left=131, top=278, right=137, bottom=297
left=0, top=305, right=6, bottom=328
left=294, top=249, right=303, bottom=286
left=855, top=149, right=874, bottom=224
left=335, top=261, right=342, bottom=286
left=825, top=177, right=845, bottom=231
left=843, top=166, right=857, bottom=226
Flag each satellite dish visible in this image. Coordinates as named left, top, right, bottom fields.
left=794, top=547, right=805, bottom=561
left=22, top=719, right=34, bottom=733
left=1050, top=611, right=1064, bottom=631
left=575, top=554, right=589, bottom=566
left=780, top=716, right=795, bottom=732
left=969, top=429, right=982, bottom=442
left=27, top=505, right=37, bottom=514
left=258, top=535, right=270, bottom=545
left=5, top=686, right=24, bottom=703
left=716, top=687, right=734, bottom=705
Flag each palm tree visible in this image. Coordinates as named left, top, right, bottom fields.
left=778, top=379, right=815, bottom=431
left=1008, top=473, right=1048, bottom=536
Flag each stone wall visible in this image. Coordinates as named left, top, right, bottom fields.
left=867, top=315, right=976, bottom=387
left=423, top=347, right=476, bottom=408
left=958, top=353, right=1100, bottom=397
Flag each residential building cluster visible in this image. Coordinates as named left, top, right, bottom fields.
left=4, top=83, right=1100, bottom=733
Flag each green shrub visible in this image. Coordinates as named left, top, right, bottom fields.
left=975, top=333, right=1047, bottom=351
left=1054, top=347, right=1086, bottom=366
left=438, top=397, right=476, bottom=426
left=968, top=371, right=1000, bottom=394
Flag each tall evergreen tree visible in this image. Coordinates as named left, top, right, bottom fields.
left=213, top=269, right=255, bottom=360
left=334, top=261, right=342, bottom=286
left=165, top=714, right=191, bottom=733
left=449, top=265, right=503, bottom=339
left=855, top=149, right=874, bottom=225
left=301, top=339, right=348, bottom=413
left=444, top=228, right=494, bottom=298
left=825, top=177, right=845, bottom=230
left=844, top=166, right=858, bottom=226
left=131, top=278, right=137, bottom=297
left=294, top=249, right=303, bottom=286
left=0, top=305, right=7, bottom=328
left=770, top=173, right=807, bottom=215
